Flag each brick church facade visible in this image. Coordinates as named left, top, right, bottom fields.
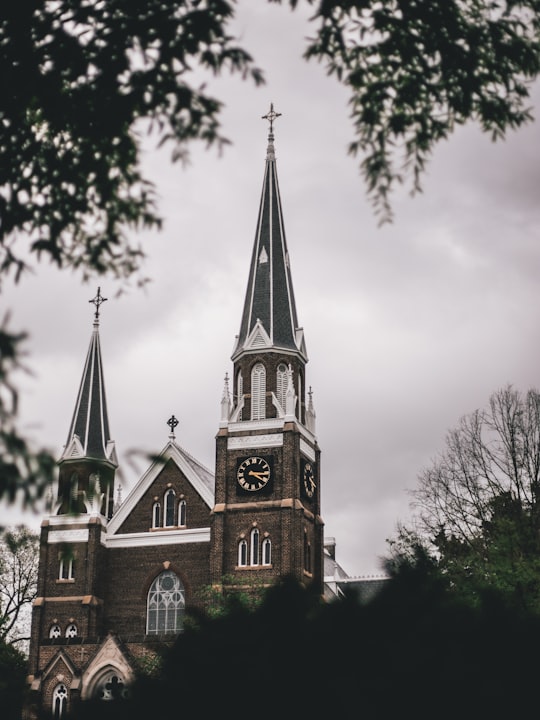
left=26, top=108, right=341, bottom=718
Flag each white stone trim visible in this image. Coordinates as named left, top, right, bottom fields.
left=227, top=433, right=283, bottom=450
left=103, top=527, right=210, bottom=548
left=48, top=529, right=90, bottom=544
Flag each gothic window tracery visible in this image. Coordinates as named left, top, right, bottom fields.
left=65, top=623, right=78, bottom=638
left=53, top=683, right=68, bottom=719
left=49, top=624, right=61, bottom=639
left=146, top=570, right=185, bottom=635
left=94, top=671, right=129, bottom=701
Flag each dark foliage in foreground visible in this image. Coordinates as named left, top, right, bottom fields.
left=70, top=566, right=540, bottom=720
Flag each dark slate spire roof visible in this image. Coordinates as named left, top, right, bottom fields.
left=232, top=106, right=307, bottom=362
left=60, top=289, right=116, bottom=465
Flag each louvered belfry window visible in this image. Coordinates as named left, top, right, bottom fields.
left=251, top=363, right=266, bottom=420
left=276, top=363, right=287, bottom=412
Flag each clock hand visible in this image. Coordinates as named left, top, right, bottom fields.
left=248, top=470, right=269, bottom=481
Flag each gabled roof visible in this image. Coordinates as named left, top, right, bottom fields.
left=60, top=313, right=116, bottom=465
left=232, top=117, right=307, bottom=362
left=107, top=441, right=215, bottom=534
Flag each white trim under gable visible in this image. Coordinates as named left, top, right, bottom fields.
left=107, top=442, right=214, bottom=535
left=103, top=527, right=210, bottom=548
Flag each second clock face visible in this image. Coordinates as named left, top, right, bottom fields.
left=302, top=461, right=316, bottom=498
left=237, top=456, right=272, bottom=492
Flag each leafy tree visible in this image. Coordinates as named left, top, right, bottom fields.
left=2, top=1, right=540, bottom=508
left=0, top=527, right=39, bottom=650
left=390, top=385, right=540, bottom=612
left=0, top=636, right=28, bottom=720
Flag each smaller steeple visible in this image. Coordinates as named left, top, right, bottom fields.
left=57, top=288, right=117, bottom=517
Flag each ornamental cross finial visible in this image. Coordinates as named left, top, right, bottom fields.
left=262, top=103, right=282, bottom=135
left=89, top=287, right=108, bottom=322
left=167, top=414, right=179, bottom=440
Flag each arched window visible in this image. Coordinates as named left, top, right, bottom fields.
left=297, top=372, right=303, bottom=420
left=178, top=499, right=186, bottom=527
left=59, top=553, right=74, bottom=580
left=94, top=671, right=129, bottom=701
left=164, top=489, right=176, bottom=527
left=53, top=683, right=68, bottom=720
left=262, top=537, right=272, bottom=566
left=152, top=502, right=161, bottom=528
left=237, top=370, right=244, bottom=420
left=146, top=570, right=185, bottom=635
left=250, top=528, right=260, bottom=566
left=238, top=539, right=248, bottom=567
left=65, top=623, right=78, bottom=638
left=276, top=363, right=288, bottom=411
left=251, top=363, right=266, bottom=420
left=49, top=624, right=61, bottom=639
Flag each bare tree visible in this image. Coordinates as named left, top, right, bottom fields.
left=392, top=385, right=540, bottom=611
left=0, top=527, right=39, bottom=652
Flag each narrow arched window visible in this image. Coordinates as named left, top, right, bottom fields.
left=59, top=552, right=74, bottom=580
left=238, top=539, right=248, bottom=567
left=152, top=502, right=161, bottom=528
left=276, top=363, right=288, bottom=411
left=237, top=370, right=244, bottom=420
left=262, top=537, right=272, bottom=566
left=250, top=528, right=260, bottom=566
left=65, top=623, right=78, bottom=638
left=164, top=489, right=176, bottom=527
left=49, top=624, right=61, bottom=639
left=53, top=683, right=68, bottom=720
left=178, top=499, right=186, bottom=526
left=297, top=372, right=303, bottom=421
left=251, top=363, right=266, bottom=420
left=146, top=570, right=185, bottom=635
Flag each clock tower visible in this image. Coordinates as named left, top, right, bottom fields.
left=211, top=106, right=323, bottom=596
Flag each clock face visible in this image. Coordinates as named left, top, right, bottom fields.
left=302, top=461, right=316, bottom=499
left=237, top=456, right=272, bottom=492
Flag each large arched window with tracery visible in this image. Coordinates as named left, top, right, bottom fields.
left=53, top=683, right=68, bottom=719
left=251, top=363, right=266, bottom=420
left=146, top=570, right=185, bottom=635
left=94, top=670, right=129, bottom=701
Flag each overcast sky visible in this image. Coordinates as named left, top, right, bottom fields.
left=3, top=3, right=540, bottom=577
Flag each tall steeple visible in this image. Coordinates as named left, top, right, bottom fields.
left=232, top=103, right=307, bottom=363
left=57, top=288, right=117, bottom=517
left=212, top=107, right=323, bottom=595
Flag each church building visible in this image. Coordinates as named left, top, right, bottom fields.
left=26, top=107, right=350, bottom=718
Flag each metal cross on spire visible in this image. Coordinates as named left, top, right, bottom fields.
left=262, top=103, right=282, bottom=135
left=89, top=287, right=108, bottom=322
left=167, top=414, right=179, bottom=440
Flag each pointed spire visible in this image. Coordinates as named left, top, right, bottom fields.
left=232, top=104, right=307, bottom=362
left=60, top=289, right=116, bottom=464
left=220, top=373, right=231, bottom=424
left=306, top=386, right=316, bottom=434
